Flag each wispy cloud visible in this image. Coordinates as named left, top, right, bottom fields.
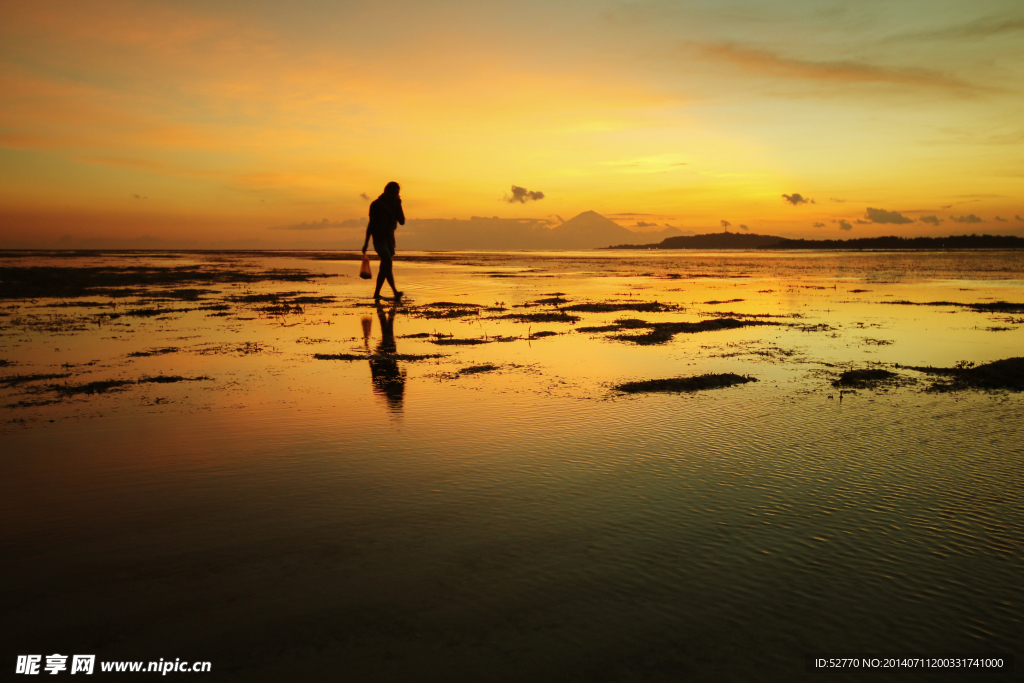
left=504, top=185, right=545, bottom=204
left=892, top=15, right=1024, bottom=42
left=920, top=215, right=942, bottom=226
left=812, top=222, right=825, bottom=228
left=865, top=207, right=913, bottom=224
left=950, top=214, right=982, bottom=223
left=694, top=42, right=987, bottom=92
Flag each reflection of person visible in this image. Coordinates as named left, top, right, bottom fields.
left=362, top=181, right=405, bottom=300
left=369, top=301, right=405, bottom=411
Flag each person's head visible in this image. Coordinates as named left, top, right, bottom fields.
left=383, top=181, right=400, bottom=198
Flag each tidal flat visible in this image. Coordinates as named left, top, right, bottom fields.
left=2, top=249, right=1022, bottom=681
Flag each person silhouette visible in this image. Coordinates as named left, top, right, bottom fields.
left=368, top=301, right=405, bottom=411
left=362, top=181, right=405, bottom=300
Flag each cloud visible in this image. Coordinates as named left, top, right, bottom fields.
left=995, top=216, right=1007, bottom=222
left=950, top=214, right=982, bottom=223
left=865, top=207, right=913, bottom=224
left=782, top=193, right=814, bottom=205
left=829, top=197, right=846, bottom=203
left=1017, top=215, right=1024, bottom=221
left=812, top=222, right=826, bottom=228
left=694, top=42, right=987, bottom=92
left=635, top=221, right=657, bottom=227
left=131, top=193, right=147, bottom=199
left=359, top=193, right=370, bottom=201
left=920, top=215, right=942, bottom=226
left=856, top=219, right=871, bottom=224
left=505, top=185, right=545, bottom=204
left=720, top=219, right=731, bottom=228
left=269, top=218, right=365, bottom=231
left=895, top=16, right=1024, bottom=42
left=738, top=224, right=749, bottom=231
left=837, top=220, right=853, bottom=231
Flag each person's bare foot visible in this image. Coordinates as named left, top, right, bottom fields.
left=393, top=291, right=404, bottom=299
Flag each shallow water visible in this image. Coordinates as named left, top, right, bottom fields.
left=2, top=250, right=1022, bottom=681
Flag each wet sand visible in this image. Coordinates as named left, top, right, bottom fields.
left=2, top=249, right=1022, bottom=680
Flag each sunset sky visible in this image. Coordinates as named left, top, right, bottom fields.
left=1, top=0, right=1022, bottom=247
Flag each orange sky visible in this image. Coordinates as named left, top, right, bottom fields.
left=1, top=0, right=1022, bottom=247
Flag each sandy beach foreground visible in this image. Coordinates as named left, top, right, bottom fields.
left=2, top=250, right=1021, bottom=681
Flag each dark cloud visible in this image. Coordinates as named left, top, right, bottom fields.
left=505, top=185, right=545, bottom=204
left=856, top=219, right=871, bottom=224
left=837, top=220, right=853, bottom=231
left=995, top=216, right=1007, bottom=222
left=738, top=224, right=749, bottom=231
left=359, top=193, right=370, bottom=201
left=812, top=222, right=826, bottom=228
left=635, top=221, right=657, bottom=227
left=829, top=197, right=846, bottom=203
left=782, top=193, right=814, bottom=205
left=865, top=207, right=913, bottom=224
left=270, top=218, right=365, bottom=231
left=131, top=194, right=147, bottom=200
left=720, top=219, right=731, bottom=228
left=951, top=214, right=982, bottom=223
left=920, top=215, right=942, bottom=226
left=1017, top=215, right=1023, bottom=221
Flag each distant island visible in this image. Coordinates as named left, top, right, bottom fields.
left=607, top=232, right=1024, bottom=250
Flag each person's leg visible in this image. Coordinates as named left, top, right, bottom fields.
left=382, top=247, right=400, bottom=297
left=372, top=243, right=390, bottom=298
left=373, top=262, right=387, bottom=298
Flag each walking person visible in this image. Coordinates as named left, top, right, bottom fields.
left=362, top=181, right=405, bottom=299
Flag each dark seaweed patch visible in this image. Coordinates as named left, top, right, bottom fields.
left=884, top=300, right=1024, bottom=314
left=616, top=373, right=757, bottom=393
left=314, top=352, right=444, bottom=361
left=493, top=311, right=581, bottom=323
left=0, top=372, right=72, bottom=387
left=0, top=265, right=336, bottom=300
left=459, top=364, right=499, bottom=375
left=125, top=307, right=193, bottom=317
left=562, top=301, right=674, bottom=313
left=612, top=318, right=778, bottom=345
left=46, top=375, right=211, bottom=396
left=832, top=369, right=899, bottom=388
left=430, top=338, right=492, bottom=346
left=128, top=347, right=180, bottom=358
left=906, top=358, right=1024, bottom=392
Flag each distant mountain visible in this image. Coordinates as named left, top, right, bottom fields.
left=607, top=232, right=1024, bottom=250
left=396, top=211, right=663, bottom=250
left=541, top=211, right=634, bottom=249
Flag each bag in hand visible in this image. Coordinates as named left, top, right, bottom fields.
left=360, top=253, right=372, bottom=279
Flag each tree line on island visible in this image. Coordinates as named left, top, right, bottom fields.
left=607, top=232, right=1024, bottom=250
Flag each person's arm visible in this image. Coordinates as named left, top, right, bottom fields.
left=396, top=199, right=405, bottom=226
